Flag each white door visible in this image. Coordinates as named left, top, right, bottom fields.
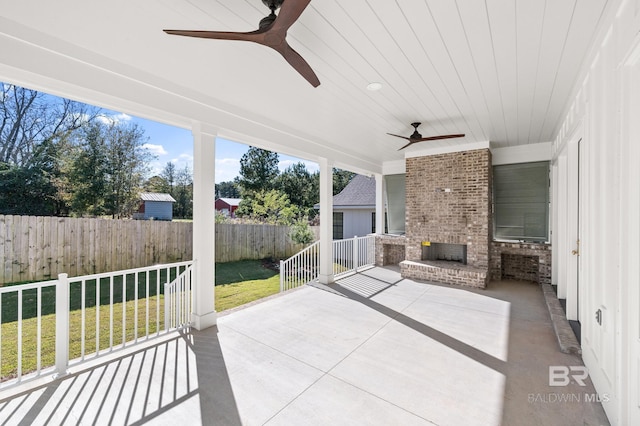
left=621, top=38, right=640, bottom=426
left=566, top=138, right=580, bottom=321
left=579, top=50, right=617, bottom=421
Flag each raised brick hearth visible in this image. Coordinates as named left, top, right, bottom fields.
left=400, top=260, right=487, bottom=288
left=490, top=241, right=552, bottom=285
left=375, top=234, right=407, bottom=266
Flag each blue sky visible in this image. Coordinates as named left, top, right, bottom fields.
left=101, top=111, right=319, bottom=183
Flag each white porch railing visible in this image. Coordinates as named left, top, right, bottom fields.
left=0, top=260, right=193, bottom=390
left=164, top=262, right=194, bottom=330
left=279, top=235, right=376, bottom=291
left=333, top=235, right=376, bottom=278
left=280, top=241, right=320, bottom=291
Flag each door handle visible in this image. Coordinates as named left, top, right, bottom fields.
left=571, top=239, right=580, bottom=256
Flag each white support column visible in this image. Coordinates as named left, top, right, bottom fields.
left=375, top=173, right=385, bottom=234
left=55, top=273, right=69, bottom=377
left=191, top=123, right=217, bottom=330
left=556, top=154, right=568, bottom=300
left=318, top=158, right=334, bottom=284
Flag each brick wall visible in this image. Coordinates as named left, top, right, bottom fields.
left=375, top=235, right=406, bottom=266
left=490, top=242, right=552, bottom=285
left=405, top=149, right=492, bottom=271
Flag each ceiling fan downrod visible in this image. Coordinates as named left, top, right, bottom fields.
left=259, top=0, right=284, bottom=29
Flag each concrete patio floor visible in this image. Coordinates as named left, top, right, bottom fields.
left=0, top=267, right=609, bottom=425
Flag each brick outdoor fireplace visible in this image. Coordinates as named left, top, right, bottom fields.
left=422, top=242, right=467, bottom=264
left=399, top=149, right=492, bottom=288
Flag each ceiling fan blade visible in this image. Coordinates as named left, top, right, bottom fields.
left=398, top=140, right=417, bottom=150
left=272, top=0, right=312, bottom=31
left=415, top=133, right=465, bottom=142
left=386, top=133, right=411, bottom=141
left=278, top=42, right=320, bottom=87
left=163, top=29, right=263, bottom=42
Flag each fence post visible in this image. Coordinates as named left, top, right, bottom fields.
left=353, top=236, right=359, bottom=272
left=55, top=273, right=69, bottom=377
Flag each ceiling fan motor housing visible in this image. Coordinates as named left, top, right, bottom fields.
left=410, top=122, right=422, bottom=139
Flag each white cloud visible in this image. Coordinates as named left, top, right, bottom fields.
left=142, top=143, right=168, bottom=156
left=278, top=159, right=319, bottom=173
left=169, top=152, right=194, bottom=170
left=96, top=115, right=113, bottom=125
left=148, top=161, right=164, bottom=177
left=215, top=157, right=241, bottom=182
left=96, top=112, right=133, bottom=125
left=115, top=112, right=132, bottom=122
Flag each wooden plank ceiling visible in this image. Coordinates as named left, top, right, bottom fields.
left=0, top=0, right=610, bottom=171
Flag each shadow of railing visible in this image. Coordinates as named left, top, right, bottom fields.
left=0, top=327, right=241, bottom=425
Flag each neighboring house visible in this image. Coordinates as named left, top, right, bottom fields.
left=133, top=192, right=176, bottom=221
left=215, top=197, right=241, bottom=217
left=314, top=175, right=386, bottom=239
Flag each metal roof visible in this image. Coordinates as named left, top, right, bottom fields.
left=140, top=192, right=176, bottom=203
left=217, top=198, right=242, bottom=206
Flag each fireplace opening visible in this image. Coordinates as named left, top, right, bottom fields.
left=422, top=242, right=467, bottom=265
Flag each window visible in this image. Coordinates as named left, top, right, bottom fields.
left=384, top=174, right=405, bottom=234
left=371, top=212, right=389, bottom=234
left=333, top=212, right=344, bottom=240
left=493, top=161, right=549, bottom=242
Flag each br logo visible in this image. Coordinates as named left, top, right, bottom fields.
left=549, top=366, right=588, bottom=386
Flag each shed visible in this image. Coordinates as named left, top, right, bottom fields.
left=215, top=197, right=241, bottom=217
left=134, top=192, right=176, bottom=221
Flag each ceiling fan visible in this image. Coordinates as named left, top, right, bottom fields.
left=387, top=122, right=465, bottom=150
left=164, top=0, right=320, bottom=87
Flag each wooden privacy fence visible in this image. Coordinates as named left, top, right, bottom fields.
left=0, top=215, right=311, bottom=285
left=215, top=223, right=306, bottom=263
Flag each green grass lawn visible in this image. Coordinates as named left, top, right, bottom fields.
left=215, top=259, right=278, bottom=285
left=0, top=259, right=280, bottom=381
left=215, top=259, right=280, bottom=311
left=215, top=274, right=280, bottom=312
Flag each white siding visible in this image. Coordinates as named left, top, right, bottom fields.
left=143, top=201, right=173, bottom=221
left=552, top=1, right=640, bottom=423
left=338, top=209, right=374, bottom=239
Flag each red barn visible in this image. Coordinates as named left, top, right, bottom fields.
left=215, top=197, right=241, bottom=217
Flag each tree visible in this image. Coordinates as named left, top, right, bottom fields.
left=173, top=165, right=193, bottom=219
left=236, top=189, right=298, bottom=225
left=67, top=122, right=108, bottom=216
left=68, top=121, right=154, bottom=218
left=0, top=83, right=99, bottom=215
left=237, top=147, right=279, bottom=193
left=0, top=83, right=96, bottom=166
left=0, top=133, right=77, bottom=216
left=144, top=175, right=169, bottom=193
left=277, top=162, right=318, bottom=217
left=289, top=218, right=315, bottom=245
left=160, top=161, right=176, bottom=193
left=103, top=122, right=153, bottom=218
left=332, top=168, right=355, bottom=195
left=216, top=180, right=240, bottom=198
